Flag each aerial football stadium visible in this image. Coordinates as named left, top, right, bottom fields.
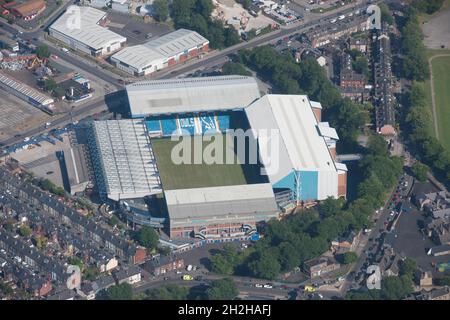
left=87, top=75, right=347, bottom=240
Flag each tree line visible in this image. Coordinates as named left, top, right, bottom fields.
left=208, top=135, right=403, bottom=280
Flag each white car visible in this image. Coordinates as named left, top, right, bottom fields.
left=264, top=284, right=273, bottom=289
left=255, top=284, right=263, bottom=288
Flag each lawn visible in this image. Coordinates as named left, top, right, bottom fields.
left=427, top=51, right=450, bottom=150
left=151, top=134, right=266, bottom=190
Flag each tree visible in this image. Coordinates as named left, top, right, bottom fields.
left=146, top=284, right=189, bottom=300
left=68, top=256, right=84, bottom=271
left=104, top=283, right=133, bottom=300
left=411, top=162, right=428, bottom=182
left=209, top=243, right=241, bottom=275
left=136, top=226, right=159, bottom=249
left=398, top=258, right=417, bottom=278
left=108, top=215, right=119, bottom=227
left=19, top=225, right=32, bottom=237
left=224, top=27, right=240, bottom=47
left=205, top=278, right=238, bottom=300
left=379, top=3, right=394, bottom=25
left=36, top=45, right=51, bottom=59
left=222, top=62, right=252, bottom=76
left=381, top=275, right=413, bottom=300
left=152, top=0, right=169, bottom=22
left=44, top=77, right=57, bottom=92
left=336, top=252, right=358, bottom=264
left=247, top=250, right=281, bottom=280
left=352, top=56, right=370, bottom=80
left=84, top=266, right=100, bottom=281
left=367, top=134, right=389, bottom=157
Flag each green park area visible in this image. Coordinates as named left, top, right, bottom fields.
left=426, top=50, right=450, bottom=150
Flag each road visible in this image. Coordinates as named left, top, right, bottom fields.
left=153, top=0, right=374, bottom=79
left=134, top=273, right=292, bottom=299
left=340, top=172, right=415, bottom=294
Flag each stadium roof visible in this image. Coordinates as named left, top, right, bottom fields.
left=245, top=94, right=337, bottom=183
left=144, top=29, right=208, bottom=58
left=310, top=100, right=322, bottom=109
left=165, top=183, right=278, bottom=226
left=126, top=76, right=261, bottom=117
left=317, top=123, right=339, bottom=140
left=49, top=6, right=126, bottom=51
left=0, top=72, right=54, bottom=106
left=89, top=119, right=162, bottom=201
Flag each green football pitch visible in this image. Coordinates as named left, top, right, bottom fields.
left=151, top=134, right=266, bottom=190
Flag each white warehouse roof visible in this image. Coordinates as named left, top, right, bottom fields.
left=111, top=29, right=208, bottom=74
left=126, top=75, right=261, bottom=117
left=245, top=94, right=338, bottom=183
left=49, top=6, right=126, bottom=51
left=111, top=45, right=165, bottom=71
left=145, top=28, right=209, bottom=58
left=0, top=72, right=54, bottom=106
left=89, top=119, right=162, bottom=201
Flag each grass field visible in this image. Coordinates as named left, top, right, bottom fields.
left=432, top=55, right=450, bottom=149
left=425, top=49, right=450, bottom=149
left=151, top=134, right=266, bottom=190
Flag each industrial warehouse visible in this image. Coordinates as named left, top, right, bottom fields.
left=84, top=75, right=348, bottom=240
left=110, top=29, right=209, bottom=77
left=0, top=72, right=54, bottom=114
left=49, top=6, right=126, bottom=57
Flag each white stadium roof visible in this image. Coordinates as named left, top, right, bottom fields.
left=245, top=94, right=337, bottom=183
left=317, top=122, right=339, bottom=140
left=49, top=6, right=126, bottom=51
left=165, top=184, right=278, bottom=225
left=126, top=75, right=261, bottom=117
left=89, top=119, right=162, bottom=201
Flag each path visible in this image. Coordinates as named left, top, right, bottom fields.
left=428, top=54, right=450, bottom=139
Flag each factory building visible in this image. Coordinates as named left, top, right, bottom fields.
left=49, top=6, right=126, bottom=57
left=0, top=72, right=54, bottom=114
left=111, top=29, right=209, bottom=76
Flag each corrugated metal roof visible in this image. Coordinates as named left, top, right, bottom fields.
left=0, top=72, right=54, bottom=106
left=111, top=45, right=165, bottom=70
left=245, top=95, right=338, bottom=182
left=49, top=6, right=126, bottom=51
left=90, top=119, right=162, bottom=201
left=145, top=29, right=208, bottom=58
left=165, top=183, right=278, bottom=221
left=317, top=123, right=339, bottom=140
left=111, top=29, right=208, bottom=72
left=126, top=76, right=261, bottom=116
